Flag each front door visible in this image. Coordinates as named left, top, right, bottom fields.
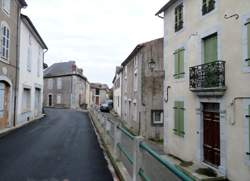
left=0, top=82, right=10, bottom=129
left=48, top=95, right=53, bottom=107
left=95, top=96, right=99, bottom=106
left=203, top=103, right=220, bottom=167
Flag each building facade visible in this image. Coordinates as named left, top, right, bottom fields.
left=112, top=66, right=122, bottom=116
left=0, top=0, right=27, bottom=130
left=121, top=38, right=164, bottom=139
left=43, top=61, right=89, bottom=109
left=157, top=0, right=250, bottom=180
left=16, top=14, right=47, bottom=125
left=90, top=83, right=109, bottom=106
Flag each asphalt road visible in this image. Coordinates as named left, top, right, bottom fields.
left=0, top=108, right=113, bottom=181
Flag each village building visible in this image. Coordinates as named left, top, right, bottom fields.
left=112, top=66, right=122, bottom=116
left=43, top=61, right=89, bottom=109
left=156, top=0, right=250, bottom=180
left=16, top=14, right=47, bottom=125
left=90, top=83, right=109, bottom=106
left=0, top=0, right=27, bottom=130
left=121, top=38, right=164, bottom=139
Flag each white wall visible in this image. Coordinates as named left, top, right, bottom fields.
left=16, top=20, right=44, bottom=125
left=113, top=72, right=122, bottom=116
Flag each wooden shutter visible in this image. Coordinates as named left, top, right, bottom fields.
left=174, top=51, right=179, bottom=78
left=179, top=101, right=185, bottom=136
left=179, top=49, right=184, bottom=78
left=204, top=34, right=217, bottom=63
left=247, top=19, right=250, bottom=66
left=174, top=101, right=179, bottom=133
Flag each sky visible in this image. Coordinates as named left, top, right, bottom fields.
left=23, top=0, right=167, bottom=87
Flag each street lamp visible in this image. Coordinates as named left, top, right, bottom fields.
left=148, top=58, right=156, bottom=72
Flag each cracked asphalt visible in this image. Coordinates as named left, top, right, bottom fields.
left=0, top=108, right=113, bottom=181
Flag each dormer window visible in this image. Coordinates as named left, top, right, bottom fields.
left=202, top=0, right=215, bottom=15
left=175, top=3, right=183, bottom=32
left=2, top=0, right=10, bottom=15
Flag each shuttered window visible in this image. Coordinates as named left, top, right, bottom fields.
left=246, top=19, right=250, bottom=66
left=175, top=4, right=183, bottom=32
left=1, top=24, right=10, bottom=60
left=174, top=48, right=185, bottom=79
left=248, top=105, right=250, bottom=157
left=0, top=83, right=4, bottom=118
left=202, top=0, right=215, bottom=15
left=174, top=101, right=185, bottom=137
left=204, top=34, right=217, bottom=63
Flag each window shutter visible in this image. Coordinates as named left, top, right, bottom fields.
left=174, top=101, right=179, bottom=133
left=248, top=105, right=250, bottom=154
left=204, top=34, right=217, bottom=63
left=179, top=101, right=185, bottom=136
left=174, top=51, right=179, bottom=78
left=247, top=20, right=250, bottom=66
left=179, top=49, right=184, bottom=78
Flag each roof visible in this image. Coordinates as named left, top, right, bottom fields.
left=112, top=66, right=123, bottom=83
left=44, top=61, right=87, bottom=81
left=90, top=83, right=109, bottom=90
left=155, top=0, right=177, bottom=16
left=21, top=14, right=48, bottom=50
left=121, top=38, right=163, bottom=67
left=18, top=0, right=27, bottom=7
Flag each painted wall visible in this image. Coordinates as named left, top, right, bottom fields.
left=162, top=0, right=250, bottom=180
left=113, top=72, right=122, bottom=116
left=16, top=20, right=44, bottom=125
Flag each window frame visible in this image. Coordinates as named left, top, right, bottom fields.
left=2, top=0, right=11, bottom=15
left=57, top=77, right=62, bottom=89
left=202, top=0, right=216, bottom=16
left=174, top=3, right=183, bottom=32
left=151, top=110, right=164, bottom=126
left=0, top=22, right=10, bottom=62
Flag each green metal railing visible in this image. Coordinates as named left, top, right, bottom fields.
left=117, top=143, right=134, bottom=165
left=117, top=126, right=135, bottom=140
left=138, top=168, right=151, bottom=181
left=139, top=142, right=193, bottom=181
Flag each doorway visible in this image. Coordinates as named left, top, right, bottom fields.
left=48, top=94, right=53, bottom=107
left=0, top=82, right=10, bottom=129
left=35, top=88, right=41, bottom=116
left=203, top=103, right=220, bottom=167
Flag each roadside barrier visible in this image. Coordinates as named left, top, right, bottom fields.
left=90, top=107, right=193, bottom=181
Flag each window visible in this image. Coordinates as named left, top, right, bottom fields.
left=57, top=94, right=61, bottom=104
left=202, top=0, right=215, bottom=15
left=152, top=110, right=163, bottom=125
left=2, top=0, right=10, bottom=14
left=96, top=88, right=100, bottom=95
left=57, top=77, right=62, bottom=89
left=174, top=101, right=185, bottom=137
left=22, top=88, right=31, bottom=112
left=175, top=3, right=183, bottom=32
left=133, top=101, right=137, bottom=121
left=48, top=79, right=53, bottom=90
left=246, top=19, right=250, bottom=66
left=27, top=48, right=31, bottom=72
left=118, top=96, right=119, bottom=107
left=203, top=33, right=217, bottom=63
left=37, top=49, right=41, bottom=77
left=134, top=71, right=138, bottom=92
left=1, top=23, right=10, bottom=60
left=174, top=48, right=184, bottom=79
left=0, top=83, right=4, bottom=118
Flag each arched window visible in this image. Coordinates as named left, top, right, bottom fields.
left=1, top=22, right=10, bottom=61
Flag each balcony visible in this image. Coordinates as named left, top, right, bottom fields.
left=189, top=61, right=226, bottom=97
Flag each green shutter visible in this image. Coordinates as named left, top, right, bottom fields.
left=204, top=34, right=218, bottom=63
left=248, top=105, right=250, bottom=153
left=179, top=49, right=184, bottom=78
left=247, top=20, right=250, bottom=66
left=179, top=101, right=184, bottom=136
left=174, top=101, right=179, bottom=133
left=174, top=52, right=179, bottom=79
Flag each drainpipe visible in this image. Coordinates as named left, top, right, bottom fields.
left=230, top=97, right=250, bottom=125
left=13, top=6, right=22, bottom=127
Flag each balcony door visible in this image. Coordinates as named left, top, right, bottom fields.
left=203, top=33, right=217, bottom=63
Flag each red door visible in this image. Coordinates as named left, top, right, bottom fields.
left=203, top=103, right=220, bottom=167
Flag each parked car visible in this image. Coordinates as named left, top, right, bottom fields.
left=106, top=100, right=113, bottom=110
left=100, top=103, right=110, bottom=112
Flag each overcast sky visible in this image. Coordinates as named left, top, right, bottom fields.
left=23, top=0, right=167, bottom=87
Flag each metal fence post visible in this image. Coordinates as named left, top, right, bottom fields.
left=113, top=123, right=121, bottom=160
left=133, top=136, right=144, bottom=181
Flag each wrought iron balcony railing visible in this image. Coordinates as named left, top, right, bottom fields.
left=189, top=61, right=226, bottom=91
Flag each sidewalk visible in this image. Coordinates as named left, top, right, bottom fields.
left=0, top=114, right=45, bottom=138
left=107, top=109, right=226, bottom=181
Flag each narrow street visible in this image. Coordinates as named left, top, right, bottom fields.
left=0, top=108, right=113, bottom=181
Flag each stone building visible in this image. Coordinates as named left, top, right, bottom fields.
left=157, top=0, right=250, bottom=180
left=90, top=83, right=109, bottom=106
left=112, top=66, right=122, bottom=116
left=121, top=38, right=164, bottom=139
left=0, top=0, right=27, bottom=130
left=16, top=14, right=47, bottom=125
left=43, top=61, right=89, bottom=109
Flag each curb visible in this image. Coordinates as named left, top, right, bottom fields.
left=0, top=114, right=46, bottom=139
